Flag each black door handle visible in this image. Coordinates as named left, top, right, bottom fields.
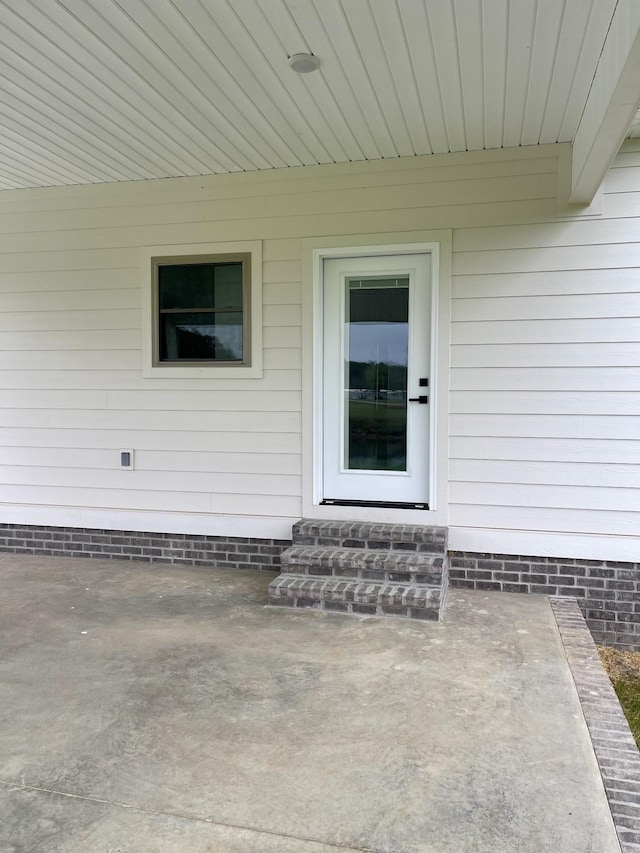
left=408, top=395, right=429, bottom=404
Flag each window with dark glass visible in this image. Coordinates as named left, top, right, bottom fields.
left=154, top=255, right=250, bottom=364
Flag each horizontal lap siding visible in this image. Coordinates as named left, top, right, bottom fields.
left=0, top=151, right=557, bottom=529
left=450, top=141, right=640, bottom=552
left=4, top=142, right=639, bottom=551
left=0, top=227, right=303, bottom=524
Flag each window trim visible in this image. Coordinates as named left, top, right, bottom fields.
left=141, top=241, right=263, bottom=379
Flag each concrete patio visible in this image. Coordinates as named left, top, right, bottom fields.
left=0, top=554, right=620, bottom=852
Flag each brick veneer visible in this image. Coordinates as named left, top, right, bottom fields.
left=0, top=523, right=288, bottom=571
left=450, top=551, right=640, bottom=651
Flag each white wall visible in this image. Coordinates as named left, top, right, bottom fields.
left=450, top=139, right=640, bottom=560
left=0, top=141, right=638, bottom=559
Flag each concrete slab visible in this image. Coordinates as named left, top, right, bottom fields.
left=0, top=554, right=620, bottom=853
left=0, top=785, right=358, bottom=852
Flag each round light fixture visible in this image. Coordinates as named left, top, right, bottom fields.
left=288, top=53, right=321, bottom=73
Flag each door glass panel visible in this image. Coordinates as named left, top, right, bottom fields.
left=345, top=277, right=409, bottom=471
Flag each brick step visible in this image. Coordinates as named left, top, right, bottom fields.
left=292, top=519, right=447, bottom=552
left=271, top=518, right=449, bottom=621
left=281, top=545, right=444, bottom=585
left=268, top=574, right=443, bottom=620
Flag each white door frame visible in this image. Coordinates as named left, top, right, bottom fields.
left=322, top=252, right=432, bottom=505
left=301, top=232, right=452, bottom=526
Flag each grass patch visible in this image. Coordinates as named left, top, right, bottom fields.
left=598, top=646, right=640, bottom=749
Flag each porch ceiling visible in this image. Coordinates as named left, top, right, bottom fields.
left=0, top=0, right=637, bottom=194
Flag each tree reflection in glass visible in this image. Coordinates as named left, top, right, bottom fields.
left=345, top=277, right=409, bottom=471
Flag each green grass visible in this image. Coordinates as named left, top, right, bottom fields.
left=611, top=680, right=640, bottom=749
left=598, top=646, right=640, bottom=749
left=348, top=399, right=407, bottom=427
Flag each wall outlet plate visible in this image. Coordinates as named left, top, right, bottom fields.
left=119, top=449, right=134, bottom=469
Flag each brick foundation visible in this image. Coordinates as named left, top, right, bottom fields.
left=450, top=551, right=640, bottom=651
left=0, top=523, right=288, bottom=572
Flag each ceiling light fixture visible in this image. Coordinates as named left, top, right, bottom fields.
left=288, top=53, right=321, bottom=73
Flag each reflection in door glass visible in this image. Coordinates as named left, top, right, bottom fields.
left=345, top=277, right=409, bottom=471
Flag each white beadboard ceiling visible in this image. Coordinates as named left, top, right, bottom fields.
left=0, top=0, right=631, bottom=190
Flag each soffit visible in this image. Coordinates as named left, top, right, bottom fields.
left=629, top=110, right=640, bottom=138
left=0, top=0, right=622, bottom=189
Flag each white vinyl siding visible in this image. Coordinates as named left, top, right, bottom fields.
left=449, top=138, right=640, bottom=560
left=0, top=140, right=639, bottom=558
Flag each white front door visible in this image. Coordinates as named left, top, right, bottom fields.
left=322, top=253, right=432, bottom=508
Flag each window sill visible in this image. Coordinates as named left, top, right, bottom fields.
left=142, top=363, right=263, bottom=379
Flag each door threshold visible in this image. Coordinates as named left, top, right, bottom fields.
left=320, top=499, right=429, bottom=510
